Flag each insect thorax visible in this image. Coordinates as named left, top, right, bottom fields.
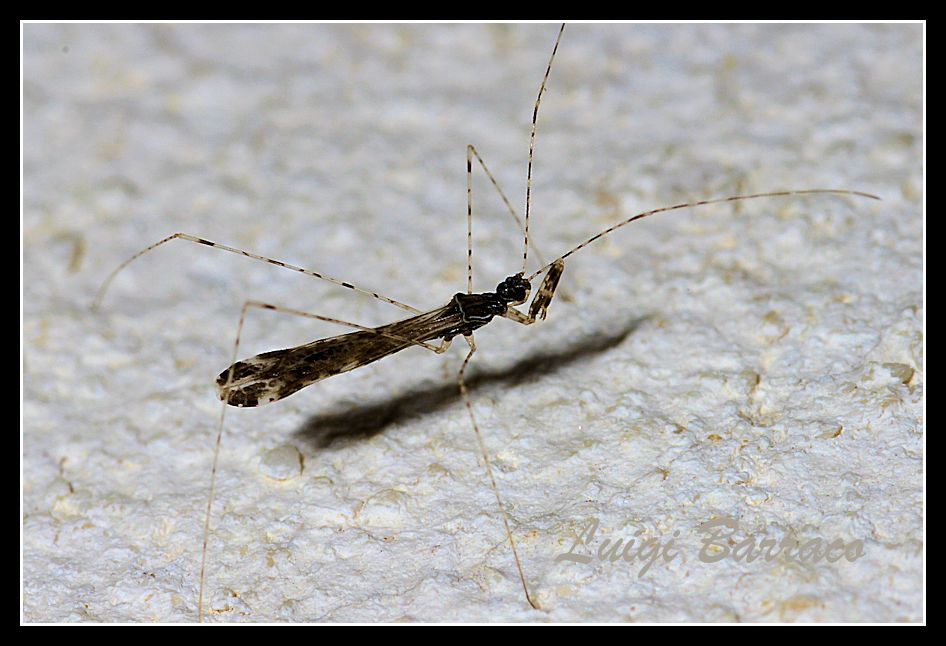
left=440, top=291, right=506, bottom=340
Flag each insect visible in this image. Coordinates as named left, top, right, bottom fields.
left=93, top=24, right=878, bottom=620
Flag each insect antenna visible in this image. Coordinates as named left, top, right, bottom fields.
left=522, top=23, right=565, bottom=276
left=526, top=189, right=881, bottom=281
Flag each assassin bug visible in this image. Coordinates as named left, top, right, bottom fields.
left=93, top=24, right=878, bottom=619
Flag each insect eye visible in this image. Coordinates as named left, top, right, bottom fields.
left=497, top=276, right=530, bottom=303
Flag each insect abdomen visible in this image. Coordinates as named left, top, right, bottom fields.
left=216, top=331, right=409, bottom=407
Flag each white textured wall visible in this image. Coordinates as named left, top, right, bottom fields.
left=23, top=23, right=922, bottom=622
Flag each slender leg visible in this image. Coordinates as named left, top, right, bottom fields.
left=467, top=144, right=550, bottom=273
left=466, top=146, right=474, bottom=294
left=456, top=334, right=538, bottom=610
left=93, top=232, right=422, bottom=315
left=198, top=300, right=449, bottom=622
left=228, top=301, right=450, bottom=355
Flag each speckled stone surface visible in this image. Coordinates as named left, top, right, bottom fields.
left=23, top=23, right=922, bottom=622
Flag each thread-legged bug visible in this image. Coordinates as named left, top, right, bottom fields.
left=92, top=24, right=879, bottom=620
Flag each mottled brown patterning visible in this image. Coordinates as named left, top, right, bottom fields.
left=216, top=278, right=532, bottom=407
left=216, top=329, right=411, bottom=407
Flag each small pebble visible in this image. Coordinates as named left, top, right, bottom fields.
left=259, top=445, right=303, bottom=481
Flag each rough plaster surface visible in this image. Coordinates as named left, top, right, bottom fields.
left=23, top=23, right=923, bottom=622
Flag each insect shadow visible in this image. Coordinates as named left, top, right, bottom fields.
left=294, top=315, right=647, bottom=450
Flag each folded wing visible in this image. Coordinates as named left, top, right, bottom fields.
left=215, top=305, right=458, bottom=407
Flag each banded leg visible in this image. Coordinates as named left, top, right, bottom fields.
left=503, top=259, right=565, bottom=326
left=456, top=334, right=538, bottom=609
left=198, top=299, right=450, bottom=622
left=93, top=232, right=422, bottom=315
left=466, top=144, right=551, bottom=294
